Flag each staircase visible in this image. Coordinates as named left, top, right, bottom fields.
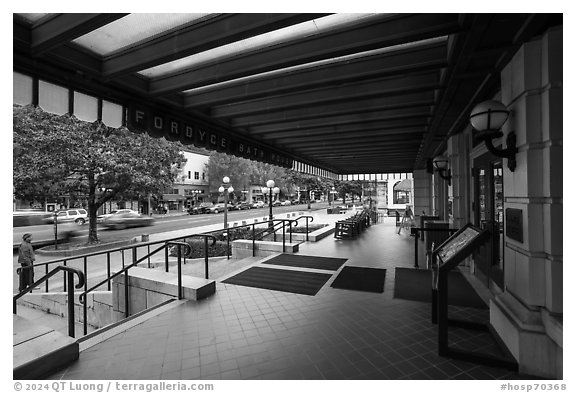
left=13, top=314, right=79, bottom=379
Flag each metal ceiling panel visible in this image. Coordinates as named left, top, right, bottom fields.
left=13, top=13, right=561, bottom=175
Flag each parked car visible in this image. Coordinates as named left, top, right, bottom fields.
left=188, top=202, right=214, bottom=215
left=101, top=211, right=155, bottom=230
left=96, top=209, right=139, bottom=223
left=272, top=200, right=282, bottom=207
left=251, top=201, right=265, bottom=209
left=235, top=201, right=251, bottom=210
left=44, top=208, right=88, bottom=225
left=209, top=203, right=234, bottom=214
left=280, top=200, right=292, bottom=206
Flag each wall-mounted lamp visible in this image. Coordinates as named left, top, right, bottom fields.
left=433, top=156, right=452, bottom=185
left=469, top=100, right=517, bottom=171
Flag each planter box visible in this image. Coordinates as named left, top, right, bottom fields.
left=231, top=239, right=299, bottom=259
left=286, top=225, right=335, bottom=242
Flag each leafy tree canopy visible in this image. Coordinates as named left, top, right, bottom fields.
left=13, top=104, right=186, bottom=242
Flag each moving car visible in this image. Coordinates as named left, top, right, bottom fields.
left=13, top=222, right=81, bottom=249
left=100, top=211, right=155, bottom=230
left=97, top=209, right=139, bottom=223
left=13, top=210, right=51, bottom=227
left=44, top=208, right=89, bottom=225
left=188, top=202, right=214, bottom=215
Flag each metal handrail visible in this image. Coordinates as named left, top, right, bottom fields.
left=294, top=215, right=314, bottom=241
left=249, top=219, right=298, bottom=253
left=166, top=241, right=192, bottom=300
left=14, top=214, right=319, bottom=337
left=170, top=235, right=216, bottom=279
left=14, top=265, right=84, bottom=338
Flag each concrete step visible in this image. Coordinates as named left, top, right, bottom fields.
left=13, top=314, right=78, bottom=379
left=77, top=298, right=186, bottom=352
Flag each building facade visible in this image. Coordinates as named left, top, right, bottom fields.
left=426, top=27, right=563, bottom=378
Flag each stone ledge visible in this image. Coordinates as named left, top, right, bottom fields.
left=232, top=239, right=299, bottom=259
left=289, top=225, right=334, bottom=242
left=114, top=267, right=215, bottom=304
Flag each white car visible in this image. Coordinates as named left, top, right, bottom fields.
left=280, top=200, right=292, bottom=206
left=97, top=209, right=139, bottom=223
left=44, top=208, right=88, bottom=225
left=251, top=201, right=265, bottom=209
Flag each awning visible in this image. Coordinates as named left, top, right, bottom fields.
left=162, top=194, right=186, bottom=201
left=394, top=179, right=413, bottom=191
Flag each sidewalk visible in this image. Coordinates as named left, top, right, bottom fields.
left=145, top=202, right=354, bottom=242
left=45, top=209, right=527, bottom=380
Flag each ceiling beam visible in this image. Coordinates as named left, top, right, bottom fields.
left=102, top=14, right=330, bottom=79
left=183, top=40, right=447, bottom=108
left=149, top=13, right=461, bottom=95
left=31, top=14, right=128, bottom=55
left=246, top=109, right=430, bottom=135
left=212, top=71, right=440, bottom=119
left=230, top=93, right=435, bottom=127
left=271, top=128, right=424, bottom=144
left=258, top=123, right=425, bottom=140
left=291, top=139, right=421, bottom=150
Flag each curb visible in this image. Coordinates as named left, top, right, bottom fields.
left=35, top=238, right=137, bottom=257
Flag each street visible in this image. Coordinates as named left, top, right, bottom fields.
left=12, top=203, right=326, bottom=294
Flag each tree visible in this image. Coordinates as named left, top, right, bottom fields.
left=337, top=180, right=363, bottom=204
left=13, top=105, right=186, bottom=243
left=205, top=152, right=295, bottom=201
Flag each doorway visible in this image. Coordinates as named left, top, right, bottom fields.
left=472, top=153, right=505, bottom=289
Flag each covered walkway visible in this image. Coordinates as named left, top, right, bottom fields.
left=46, top=217, right=528, bottom=380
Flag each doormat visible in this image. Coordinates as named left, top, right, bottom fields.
left=263, top=253, right=348, bottom=271
left=330, top=266, right=386, bottom=293
left=393, top=267, right=488, bottom=309
left=222, top=266, right=332, bottom=296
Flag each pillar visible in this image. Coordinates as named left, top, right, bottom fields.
left=413, top=169, right=432, bottom=219
left=490, top=26, right=562, bottom=379
left=446, top=132, right=469, bottom=230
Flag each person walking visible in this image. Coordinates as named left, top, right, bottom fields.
left=18, top=233, right=35, bottom=291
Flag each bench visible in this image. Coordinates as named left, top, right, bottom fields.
left=334, top=210, right=371, bottom=239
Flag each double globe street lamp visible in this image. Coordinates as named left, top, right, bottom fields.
left=261, top=179, right=280, bottom=227
left=218, top=176, right=234, bottom=229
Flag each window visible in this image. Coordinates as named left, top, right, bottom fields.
left=188, top=171, right=191, bottom=179
left=202, top=172, right=205, bottom=180
left=194, top=172, right=199, bottom=180
left=394, top=190, right=410, bottom=205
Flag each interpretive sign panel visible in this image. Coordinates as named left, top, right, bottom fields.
left=437, top=226, right=481, bottom=263
left=435, top=223, right=490, bottom=269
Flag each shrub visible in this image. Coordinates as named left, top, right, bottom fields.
left=289, top=223, right=328, bottom=233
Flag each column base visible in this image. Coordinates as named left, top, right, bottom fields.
left=491, top=292, right=562, bottom=379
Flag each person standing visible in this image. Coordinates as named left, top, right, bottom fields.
left=18, top=233, right=35, bottom=291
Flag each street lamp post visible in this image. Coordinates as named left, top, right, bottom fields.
left=329, top=186, right=335, bottom=206
left=218, top=176, right=234, bottom=229
left=262, top=180, right=280, bottom=227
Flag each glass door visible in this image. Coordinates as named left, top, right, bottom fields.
left=473, top=154, right=504, bottom=289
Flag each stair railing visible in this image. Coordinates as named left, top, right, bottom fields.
left=166, top=235, right=215, bottom=279
left=77, top=240, right=184, bottom=336
left=294, top=215, right=314, bottom=241
left=13, top=265, right=85, bottom=338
